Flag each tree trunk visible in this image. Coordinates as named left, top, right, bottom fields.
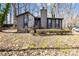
left=0, top=26, right=2, bottom=32
left=12, top=3, right=17, bottom=29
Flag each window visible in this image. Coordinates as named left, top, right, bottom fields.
left=55, top=19, right=61, bottom=29
left=56, top=19, right=59, bottom=28
left=52, top=20, right=55, bottom=28
left=47, top=19, right=52, bottom=28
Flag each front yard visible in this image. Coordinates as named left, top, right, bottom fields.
left=0, top=30, right=79, bottom=56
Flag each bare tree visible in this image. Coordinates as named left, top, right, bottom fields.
left=51, top=3, right=56, bottom=18
left=41, top=3, right=47, bottom=9
left=12, top=3, right=17, bottom=29
left=52, top=3, right=77, bottom=29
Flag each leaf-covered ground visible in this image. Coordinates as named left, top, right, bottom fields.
left=0, top=30, right=79, bottom=56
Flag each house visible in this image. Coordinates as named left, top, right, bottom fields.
left=16, top=8, right=63, bottom=32
left=16, top=12, right=35, bottom=32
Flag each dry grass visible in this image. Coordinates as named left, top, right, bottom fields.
left=0, top=31, right=79, bottom=49
left=0, top=30, right=79, bottom=55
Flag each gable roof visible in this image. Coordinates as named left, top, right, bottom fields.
left=16, top=11, right=35, bottom=17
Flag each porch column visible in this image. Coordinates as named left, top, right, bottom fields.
left=55, top=19, right=56, bottom=28
left=60, top=20, right=62, bottom=29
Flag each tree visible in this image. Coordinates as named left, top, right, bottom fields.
left=12, top=3, right=17, bottom=29
left=51, top=3, right=56, bottom=18
left=51, top=3, right=77, bottom=29
left=0, top=3, right=10, bottom=31
left=0, top=4, right=1, bottom=10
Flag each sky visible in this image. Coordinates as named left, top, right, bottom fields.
left=16, top=3, right=52, bottom=17
left=17, top=3, right=79, bottom=18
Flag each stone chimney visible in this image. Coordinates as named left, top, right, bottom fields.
left=41, top=7, right=47, bottom=28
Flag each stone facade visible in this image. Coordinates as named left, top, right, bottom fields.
left=41, top=8, right=47, bottom=28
